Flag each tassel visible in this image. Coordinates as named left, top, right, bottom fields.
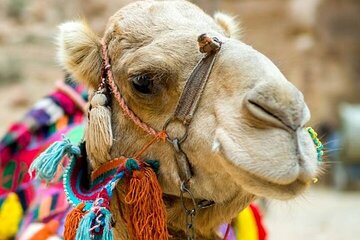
left=0, top=193, right=23, bottom=239
left=29, top=219, right=59, bottom=240
left=86, top=92, right=113, bottom=164
left=75, top=211, right=96, bottom=240
left=76, top=197, right=113, bottom=240
left=125, top=167, right=168, bottom=240
left=96, top=208, right=113, bottom=240
left=29, top=137, right=80, bottom=181
left=64, top=203, right=86, bottom=240
left=76, top=209, right=113, bottom=240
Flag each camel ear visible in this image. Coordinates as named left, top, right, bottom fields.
left=214, top=12, right=241, bottom=39
left=57, top=21, right=102, bottom=88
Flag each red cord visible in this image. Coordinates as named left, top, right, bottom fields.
left=101, top=39, right=162, bottom=139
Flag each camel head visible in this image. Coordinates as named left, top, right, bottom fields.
left=57, top=0, right=320, bottom=238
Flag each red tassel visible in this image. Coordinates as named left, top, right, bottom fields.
left=30, top=219, right=59, bottom=240
left=125, top=167, right=168, bottom=240
left=64, top=203, right=86, bottom=240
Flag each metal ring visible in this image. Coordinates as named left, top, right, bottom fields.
left=163, top=117, right=188, bottom=144
left=180, top=181, right=197, bottom=215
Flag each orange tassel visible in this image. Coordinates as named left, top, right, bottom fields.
left=125, top=167, right=168, bottom=240
left=30, top=219, right=59, bottom=240
left=64, top=203, right=86, bottom=240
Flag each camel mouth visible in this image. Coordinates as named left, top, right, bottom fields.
left=214, top=127, right=319, bottom=200
left=239, top=168, right=309, bottom=200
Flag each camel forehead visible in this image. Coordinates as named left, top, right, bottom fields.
left=107, top=1, right=223, bottom=40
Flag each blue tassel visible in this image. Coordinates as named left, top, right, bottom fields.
left=29, top=137, right=80, bottom=181
left=75, top=211, right=96, bottom=240
left=98, top=208, right=113, bottom=240
left=76, top=208, right=113, bottom=240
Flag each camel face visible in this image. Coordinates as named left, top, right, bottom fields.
left=58, top=0, right=319, bottom=208
left=209, top=40, right=318, bottom=200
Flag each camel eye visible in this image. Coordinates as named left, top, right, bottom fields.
left=132, top=74, right=154, bottom=94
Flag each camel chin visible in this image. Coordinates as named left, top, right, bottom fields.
left=216, top=126, right=319, bottom=200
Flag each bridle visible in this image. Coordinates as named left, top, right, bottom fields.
left=100, top=33, right=223, bottom=239
left=163, top=34, right=222, bottom=183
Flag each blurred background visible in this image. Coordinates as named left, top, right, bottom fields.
left=0, top=0, right=359, bottom=239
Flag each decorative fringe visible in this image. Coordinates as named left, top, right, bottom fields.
left=62, top=157, right=166, bottom=240
left=64, top=203, right=86, bottom=240
left=125, top=167, right=168, bottom=240
left=86, top=92, right=113, bottom=163
left=75, top=211, right=96, bottom=240
left=75, top=207, right=113, bottom=240
left=29, top=219, right=59, bottom=240
left=29, top=137, right=80, bottom=181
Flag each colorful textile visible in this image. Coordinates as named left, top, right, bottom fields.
left=0, top=193, right=23, bottom=239
left=0, top=77, right=87, bottom=195
left=0, top=77, right=87, bottom=239
left=218, top=203, right=267, bottom=240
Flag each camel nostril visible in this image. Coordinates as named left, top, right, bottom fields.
left=248, top=100, right=283, bottom=123
left=246, top=99, right=290, bottom=129
left=244, top=81, right=309, bottom=131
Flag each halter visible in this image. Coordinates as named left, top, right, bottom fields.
left=101, top=33, right=222, bottom=239
left=29, top=32, right=323, bottom=240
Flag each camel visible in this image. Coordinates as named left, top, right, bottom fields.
left=57, top=0, right=320, bottom=239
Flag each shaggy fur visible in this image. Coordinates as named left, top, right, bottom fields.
left=214, top=12, right=242, bottom=39
left=57, top=1, right=319, bottom=239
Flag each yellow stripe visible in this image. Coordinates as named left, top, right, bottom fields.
left=0, top=193, right=23, bottom=239
left=235, top=206, right=258, bottom=240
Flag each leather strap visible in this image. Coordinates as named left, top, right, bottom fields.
left=174, top=34, right=222, bottom=126
left=164, top=34, right=222, bottom=185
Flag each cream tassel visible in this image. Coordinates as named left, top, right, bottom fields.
left=86, top=91, right=112, bottom=164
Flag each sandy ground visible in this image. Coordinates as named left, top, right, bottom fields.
left=264, top=186, right=360, bottom=240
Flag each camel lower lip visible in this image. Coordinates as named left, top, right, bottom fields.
left=238, top=167, right=309, bottom=199
left=218, top=147, right=309, bottom=199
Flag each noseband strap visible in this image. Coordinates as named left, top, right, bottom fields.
left=173, top=34, right=222, bottom=125
left=164, top=34, right=222, bottom=184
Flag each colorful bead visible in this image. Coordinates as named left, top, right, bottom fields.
left=307, top=127, right=324, bottom=162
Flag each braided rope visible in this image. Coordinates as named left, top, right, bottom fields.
left=101, top=39, right=161, bottom=139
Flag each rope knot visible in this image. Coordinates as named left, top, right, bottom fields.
left=157, top=130, right=168, bottom=142
left=65, top=143, right=81, bottom=156
left=125, top=158, right=141, bottom=175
